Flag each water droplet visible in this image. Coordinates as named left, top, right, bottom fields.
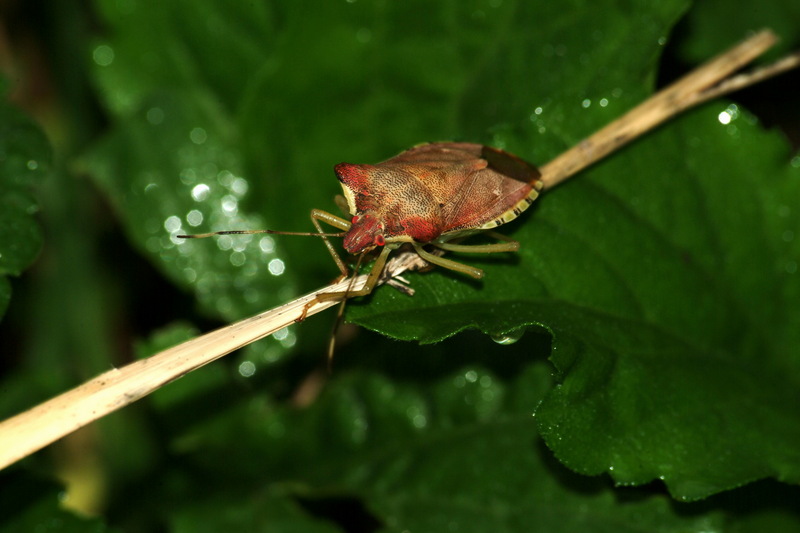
left=186, top=209, right=203, bottom=226
left=279, top=330, right=296, bottom=348
left=163, top=215, right=182, bottom=233
left=217, top=235, right=233, bottom=250
left=26, top=160, right=38, bottom=170
left=238, top=360, right=256, bottom=377
left=491, top=327, right=525, bottom=345
left=93, top=44, right=114, bottom=66
left=183, top=267, right=197, bottom=283
left=231, top=177, right=248, bottom=196
left=180, top=168, right=197, bottom=184
left=190, top=127, right=207, bottom=145
left=218, top=170, right=235, bottom=187
left=581, top=98, right=591, bottom=108
left=271, top=326, right=296, bottom=347
left=268, top=258, right=285, bottom=276
left=406, top=405, right=428, bottom=428
left=221, top=194, right=238, bottom=215
left=229, top=251, right=246, bottom=267
left=259, top=236, right=275, bottom=253
left=191, top=183, right=210, bottom=201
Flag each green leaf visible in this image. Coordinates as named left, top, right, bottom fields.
left=0, top=101, right=49, bottom=319
left=346, top=8, right=800, bottom=500
left=677, top=0, right=800, bottom=62
left=81, top=0, right=800, bottom=522
left=158, top=344, right=800, bottom=532
left=169, top=490, right=343, bottom=533
left=349, top=109, right=800, bottom=499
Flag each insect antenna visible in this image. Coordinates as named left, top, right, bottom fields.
left=177, top=229, right=347, bottom=239
left=178, top=226, right=364, bottom=368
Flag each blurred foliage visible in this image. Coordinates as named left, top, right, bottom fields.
left=0, top=101, right=48, bottom=318
left=1, top=0, right=799, bottom=531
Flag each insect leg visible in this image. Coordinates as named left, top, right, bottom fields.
left=315, top=246, right=393, bottom=302
left=311, top=209, right=352, bottom=279
left=296, top=246, right=393, bottom=324
left=334, top=194, right=350, bottom=215
left=434, top=240, right=519, bottom=253
left=434, top=231, right=519, bottom=253
left=483, top=230, right=518, bottom=242
left=411, top=243, right=484, bottom=279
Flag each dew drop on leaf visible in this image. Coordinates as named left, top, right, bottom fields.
left=491, top=327, right=526, bottom=345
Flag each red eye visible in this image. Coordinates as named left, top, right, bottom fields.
left=351, top=216, right=359, bottom=224
left=375, top=235, right=385, bottom=246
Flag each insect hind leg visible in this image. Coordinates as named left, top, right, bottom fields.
left=434, top=231, right=519, bottom=254
left=412, top=243, right=485, bottom=279
left=416, top=231, right=522, bottom=279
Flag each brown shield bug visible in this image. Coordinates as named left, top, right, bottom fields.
left=179, top=142, right=543, bottom=358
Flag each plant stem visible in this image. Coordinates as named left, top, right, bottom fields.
left=540, top=29, right=799, bottom=189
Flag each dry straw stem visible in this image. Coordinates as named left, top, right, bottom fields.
left=0, top=29, right=797, bottom=471
left=539, top=29, right=799, bottom=189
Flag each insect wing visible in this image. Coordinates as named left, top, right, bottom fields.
left=381, top=143, right=543, bottom=235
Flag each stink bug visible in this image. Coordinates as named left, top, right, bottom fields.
left=323, top=141, right=542, bottom=286
left=179, top=142, right=543, bottom=357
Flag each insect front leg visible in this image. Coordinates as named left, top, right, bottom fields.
left=296, top=244, right=393, bottom=324
left=293, top=209, right=353, bottom=324
left=314, top=246, right=393, bottom=303
left=310, top=209, right=352, bottom=280
left=334, top=194, right=350, bottom=215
